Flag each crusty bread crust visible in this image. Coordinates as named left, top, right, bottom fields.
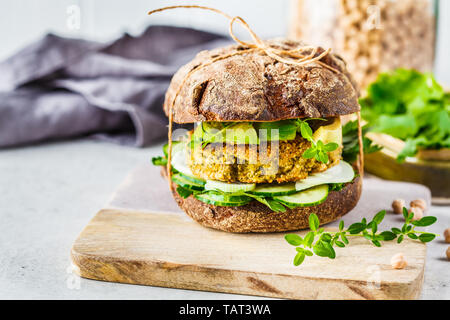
left=166, top=169, right=362, bottom=233
left=165, top=39, right=360, bottom=124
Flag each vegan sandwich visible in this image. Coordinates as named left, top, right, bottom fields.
left=153, top=37, right=366, bottom=233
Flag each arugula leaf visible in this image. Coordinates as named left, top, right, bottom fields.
left=176, top=186, right=193, bottom=199
left=371, top=114, right=417, bottom=140
left=248, top=195, right=287, bottom=213
left=341, top=120, right=382, bottom=162
left=151, top=156, right=167, bottom=166
left=329, top=183, right=346, bottom=192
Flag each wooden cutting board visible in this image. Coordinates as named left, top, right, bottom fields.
left=71, top=164, right=432, bottom=300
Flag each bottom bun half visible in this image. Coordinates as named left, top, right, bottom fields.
left=163, top=168, right=362, bottom=233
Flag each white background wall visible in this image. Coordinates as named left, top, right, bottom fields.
left=0, top=0, right=448, bottom=84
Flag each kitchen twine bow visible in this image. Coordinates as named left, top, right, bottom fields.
left=147, top=5, right=364, bottom=189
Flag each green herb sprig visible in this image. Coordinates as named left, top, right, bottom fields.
left=295, top=119, right=339, bottom=164
left=285, top=209, right=438, bottom=266
left=392, top=207, right=438, bottom=243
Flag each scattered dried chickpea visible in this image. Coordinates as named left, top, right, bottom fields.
left=410, top=199, right=427, bottom=211
left=408, top=207, right=423, bottom=221
left=391, top=253, right=407, bottom=269
left=447, top=247, right=450, bottom=261
left=392, top=199, right=405, bottom=214
left=444, top=228, right=450, bottom=244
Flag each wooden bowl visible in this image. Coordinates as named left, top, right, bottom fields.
left=365, top=133, right=450, bottom=204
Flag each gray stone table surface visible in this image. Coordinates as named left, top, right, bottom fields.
left=0, top=139, right=448, bottom=299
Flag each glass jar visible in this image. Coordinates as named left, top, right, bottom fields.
left=289, top=0, right=438, bottom=89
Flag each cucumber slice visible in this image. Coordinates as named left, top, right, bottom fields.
left=195, top=192, right=252, bottom=207
left=178, top=173, right=205, bottom=186
left=251, top=183, right=297, bottom=196
left=274, top=185, right=329, bottom=207
left=172, top=174, right=204, bottom=191
left=295, top=161, right=354, bottom=191
left=171, top=141, right=196, bottom=177
left=205, top=180, right=256, bottom=193
left=170, top=141, right=207, bottom=185
left=163, top=141, right=180, bottom=158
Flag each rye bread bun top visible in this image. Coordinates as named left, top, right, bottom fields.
left=164, top=39, right=360, bottom=123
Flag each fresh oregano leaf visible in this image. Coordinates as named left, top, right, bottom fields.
left=304, top=250, right=313, bottom=256
left=419, top=233, right=436, bottom=243
left=324, top=142, right=339, bottom=152
left=348, top=223, right=366, bottom=234
left=372, top=210, right=386, bottom=224
left=299, top=121, right=313, bottom=141
left=313, top=241, right=331, bottom=258
left=294, top=252, right=306, bottom=266
left=302, top=147, right=317, bottom=159
left=304, top=232, right=315, bottom=248
left=411, top=216, right=437, bottom=227
left=380, top=231, right=396, bottom=241
left=320, top=233, right=332, bottom=243
left=309, top=214, right=320, bottom=231
left=407, top=233, right=418, bottom=240
left=285, top=234, right=303, bottom=246
left=371, top=222, right=378, bottom=234
left=341, top=233, right=349, bottom=244
left=335, top=241, right=345, bottom=248
left=319, top=151, right=329, bottom=163
left=403, top=207, right=409, bottom=220
left=372, top=240, right=381, bottom=247
left=323, top=241, right=336, bottom=259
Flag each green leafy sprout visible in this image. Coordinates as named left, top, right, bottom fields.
left=285, top=208, right=438, bottom=266
left=295, top=119, right=339, bottom=164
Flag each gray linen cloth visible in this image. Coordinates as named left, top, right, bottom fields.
left=0, top=26, right=229, bottom=148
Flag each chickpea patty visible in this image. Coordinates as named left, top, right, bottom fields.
left=187, top=136, right=342, bottom=184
